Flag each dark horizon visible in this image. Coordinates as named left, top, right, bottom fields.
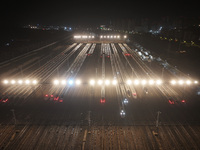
left=3, top=1, right=200, bottom=27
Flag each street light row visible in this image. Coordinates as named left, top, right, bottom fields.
left=74, top=35, right=95, bottom=39
left=2, top=79, right=198, bottom=86
left=73, top=35, right=127, bottom=39
left=170, top=79, right=198, bottom=85
left=100, top=35, right=127, bottom=39
left=3, top=79, right=38, bottom=85
left=54, top=79, right=163, bottom=86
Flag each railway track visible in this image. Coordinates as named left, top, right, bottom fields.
left=0, top=41, right=200, bottom=149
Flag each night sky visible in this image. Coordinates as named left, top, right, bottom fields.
left=3, top=0, right=200, bottom=27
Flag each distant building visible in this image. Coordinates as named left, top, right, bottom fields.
left=100, top=25, right=112, bottom=31
left=23, top=24, right=72, bottom=31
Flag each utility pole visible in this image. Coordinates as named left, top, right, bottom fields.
left=11, top=109, right=17, bottom=127
left=153, top=111, right=161, bottom=136
left=156, top=111, right=161, bottom=134
left=156, top=111, right=161, bottom=128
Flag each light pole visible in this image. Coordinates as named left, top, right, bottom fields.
left=11, top=109, right=17, bottom=127
left=156, top=111, right=161, bottom=128
left=153, top=111, right=161, bottom=136
left=156, top=111, right=161, bottom=135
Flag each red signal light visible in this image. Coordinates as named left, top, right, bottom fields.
left=100, top=99, right=106, bottom=104
left=54, top=96, right=59, bottom=101
left=125, top=53, right=130, bottom=56
left=2, top=98, right=8, bottom=103
left=168, top=100, right=175, bottom=104
left=181, top=100, right=186, bottom=103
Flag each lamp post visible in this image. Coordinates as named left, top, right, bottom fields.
left=11, top=109, right=17, bottom=127
left=156, top=111, right=161, bottom=128
left=156, top=111, right=161, bottom=135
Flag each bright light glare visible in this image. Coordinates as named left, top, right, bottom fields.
left=156, top=79, right=162, bottom=85
left=141, top=80, right=147, bottom=85
left=178, top=80, right=184, bottom=85
left=82, top=35, right=88, bottom=38
left=112, top=79, right=117, bottom=85
left=124, top=35, right=127, bottom=38
left=11, top=80, right=16, bottom=84
left=120, top=110, right=125, bottom=115
left=32, top=80, right=37, bottom=84
left=3, top=80, right=9, bottom=84
left=61, top=80, right=66, bottom=85
left=68, top=80, right=74, bottom=85
left=25, top=80, right=30, bottom=84
left=74, top=35, right=81, bottom=39
left=18, top=80, right=23, bottom=84
left=98, top=80, right=103, bottom=85
left=90, top=79, right=95, bottom=85
left=194, top=80, right=198, bottom=84
left=105, top=80, right=110, bottom=85
left=76, top=79, right=81, bottom=85
left=171, top=80, right=176, bottom=85
left=74, top=35, right=94, bottom=39
left=54, top=79, right=59, bottom=85
left=149, top=80, right=154, bottom=85
left=186, top=80, right=191, bottom=85
left=134, top=80, right=139, bottom=85
left=126, top=79, right=132, bottom=85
